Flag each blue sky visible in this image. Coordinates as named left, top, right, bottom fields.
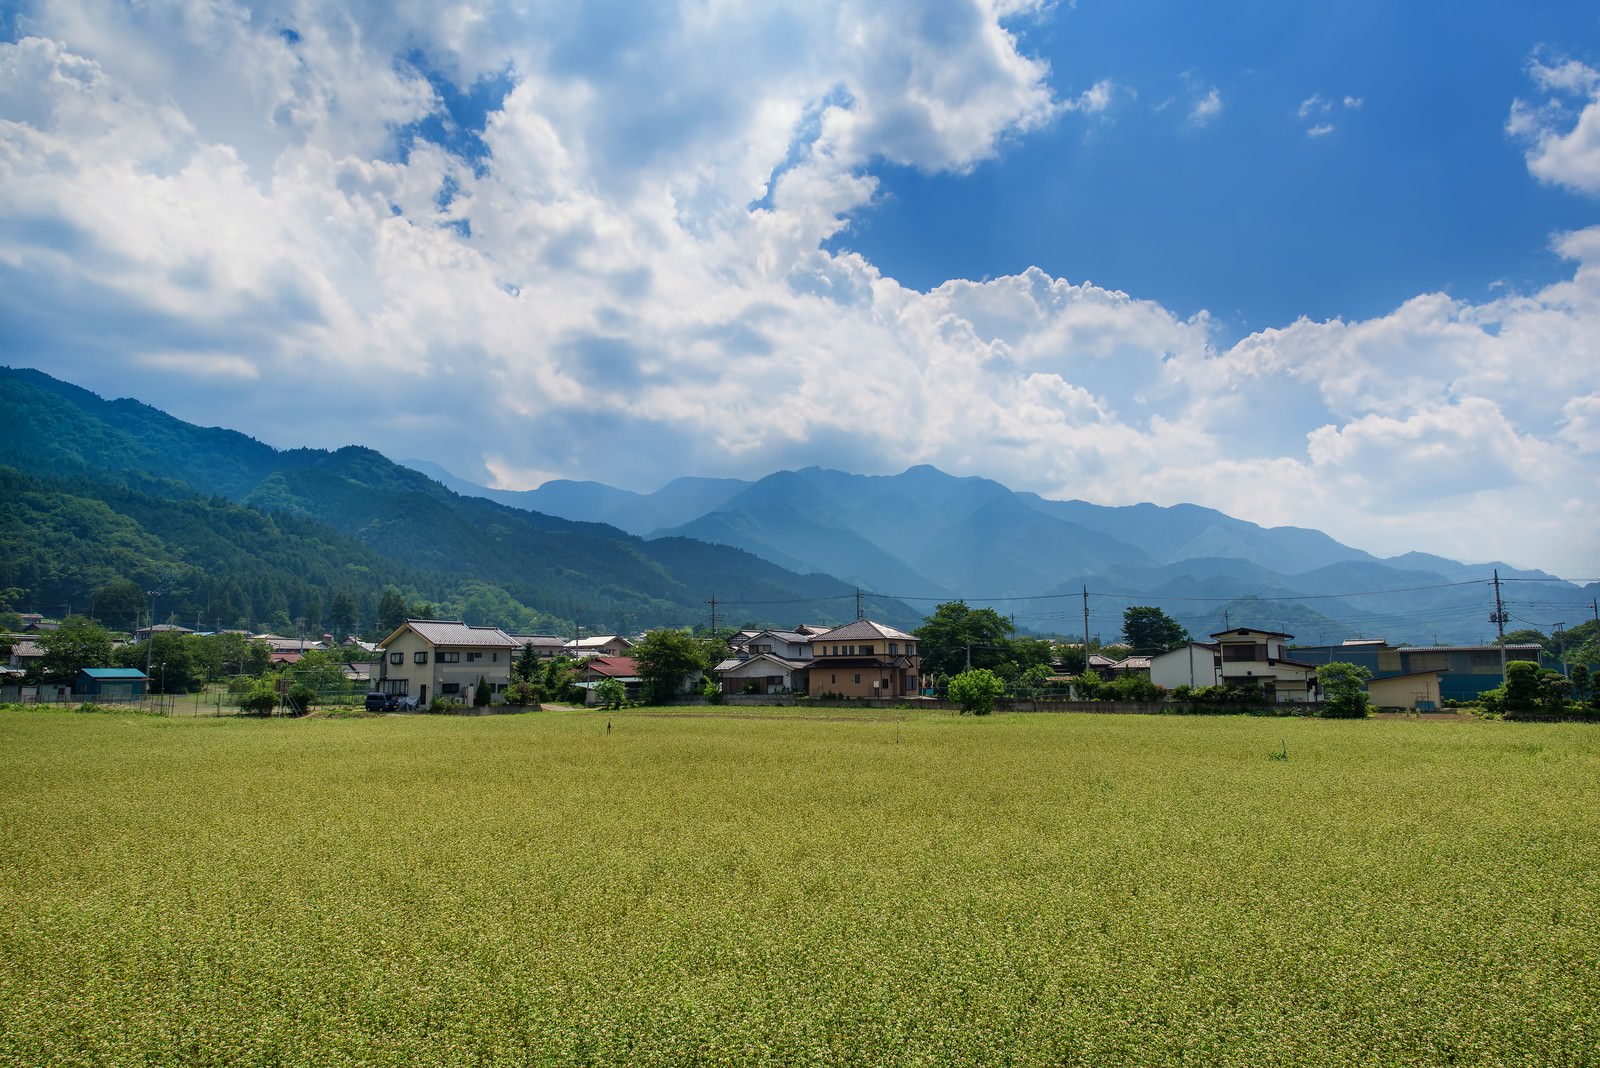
left=1, top=0, right=1597, bottom=578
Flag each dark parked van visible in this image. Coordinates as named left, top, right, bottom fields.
left=365, top=691, right=399, bottom=712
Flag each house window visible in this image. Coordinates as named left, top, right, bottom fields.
left=414, top=651, right=429, bottom=664
left=389, top=652, right=403, bottom=665
left=859, top=645, right=874, bottom=655
left=441, top=682, right=460, bottom=695
left=854, top=673, right=861, bottom=684
left=889, top=643, right=898, bottom=655
left=466, top=651, right=481, bottom=662
left=906, top=643, right=914, bottom=654
left=439, top=652, right=460, bottom=663
left=831, top=674, right=837, bottom=684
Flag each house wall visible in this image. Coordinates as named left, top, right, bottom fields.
left=1368, top=674, right=1443, bottom=710
left=717, top=659, right=804, bottom=694
left=378, top=630, right=514, bottom=703
left=1150, top=645, right=1217, bottom=690
left=812, top=660, right=915, bottom=699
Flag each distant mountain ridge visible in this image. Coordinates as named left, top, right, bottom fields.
left=411, top=462, right=1593, bottom=645
left=0, top=367, right=918, bottom=634
left=3, top=365, right=1588, bottom=646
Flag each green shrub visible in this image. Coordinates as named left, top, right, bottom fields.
left=502, top=680, right=542, bottom=707
left=949, top=668, right=1004, bottom=716
left=1109, top=673, right=1164, bottom=702
left=237, top=687, right=277, bottom=717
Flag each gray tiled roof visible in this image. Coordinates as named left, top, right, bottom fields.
left=811, top=619, right=916, bottom=642
left=396, top=620, right=522, bottom=649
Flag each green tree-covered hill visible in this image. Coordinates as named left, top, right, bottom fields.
left=0, top=368, right=915, bottom=634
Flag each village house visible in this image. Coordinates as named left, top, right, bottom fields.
left=580, top=656, right=642, bottom=702
left=509, top=634, right=568, bottom=660
left=715, top=628, right=817, bottom=695
left=1150, top=628, right=1320, bottom=703
left=375, top=619, right=522, bottom=705
left=806, top=619, right=921, bottom=699
left=565, top=635, right=633, bottom=658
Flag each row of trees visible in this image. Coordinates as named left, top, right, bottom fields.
left=18, top=618, right=288, bottom=693
left=1481, top=660, right=1598, bottom=718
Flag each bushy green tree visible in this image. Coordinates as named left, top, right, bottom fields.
left=283, top=683, right=316, bottom=716
left=1317, top=661, right=1373, bottom=718
left=326, top=590, right=359, bottom=639
left=91, top=579, right=147, bottom=631
left=473, top=675, right=492, bottom=708
left=542, top=657, right=582, bottom=703
left=1121, top=606, right=1190, bottom=655
left=594, top=677, right=626, bottom=710
left=632, top=629, right=707, bottom=705
left=33, top=618, right=114, bottom=684
left=915, top=601, right=1016, bottom=677
left=114, top=631, right=202, bottom=694
left=1500, top=660, right=1543, bottom=718
left=1538, top=672, right=1572, bottom=716
left=1019, top=663, right=1055, bottom=693
left=948, top=668, right=1004, bottom=716
left=376, top=588, right=408, bottom=634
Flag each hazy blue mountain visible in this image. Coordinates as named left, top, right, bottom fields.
left=400, top=459, right=748, bottom=535
left=477, top=460, right=1589, bottom=645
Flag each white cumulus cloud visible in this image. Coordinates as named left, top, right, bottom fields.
left=0, top=1, right=1595, bottom=576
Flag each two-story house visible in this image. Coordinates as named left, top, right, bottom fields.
left=715, top=628, right=816, bottom=694
left=1211, top=627, right=1319, bottom=702
left=807, top=619, right=921, bottom=699
left=375, top=619, right=523, bottom=705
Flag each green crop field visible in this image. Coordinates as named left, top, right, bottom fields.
left=2, top=707, right=1597, bottom=1067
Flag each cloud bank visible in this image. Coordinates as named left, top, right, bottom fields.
left=1, top=1, right=1595, bottom=576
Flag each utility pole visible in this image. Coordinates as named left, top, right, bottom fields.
left=1490, top=569, right=1509, bottom=685
left=145, top=591, right=158, bottom=679
left=855, top=587, right=863, bottom=621
left=707, top=594, right=718, bottom=637
left=1081, top=587, right=1090, bottom=659
left=1554, top=622, right=1567, bottom=677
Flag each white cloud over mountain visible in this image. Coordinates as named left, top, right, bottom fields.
left=0, top=1, right=1595, bottom=576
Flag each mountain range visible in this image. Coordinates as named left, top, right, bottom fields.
left=0, top=368, right=914, bottom=635
left=2, top=366, right=1590, bottom=645
left=406, top=460, right=1595, bottom=646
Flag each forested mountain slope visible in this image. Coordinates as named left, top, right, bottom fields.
left=0, top=368, right=915, bottom=633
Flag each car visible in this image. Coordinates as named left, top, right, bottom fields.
left=364, top=691, right=400, bottom=712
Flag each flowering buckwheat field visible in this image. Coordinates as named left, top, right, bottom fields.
left=2, top=708, right=1596, bottom=1066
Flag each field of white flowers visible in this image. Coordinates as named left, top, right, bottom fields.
left=2, top=707, right=1597, bottom=1066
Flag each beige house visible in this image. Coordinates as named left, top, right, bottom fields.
left=375, top=619, right=523, bottom=705
left=807, top=619, right=921, bottom=699
left=1367, top=670, right=1446, bottom=711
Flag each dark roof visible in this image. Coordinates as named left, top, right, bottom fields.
left=380, top=620, right=522, bottom=649
left=812, top=619, right=916, bottom=642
